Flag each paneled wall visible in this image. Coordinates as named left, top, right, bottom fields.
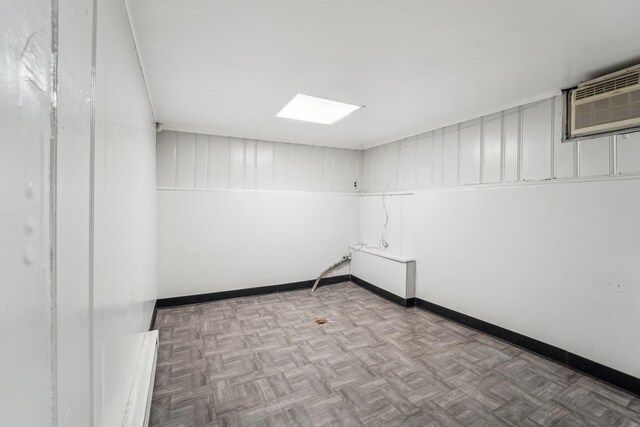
left=359, top=94, right=640, bottom=378
left=364, top=95, right=640, bottom=192
left=0, top=0, right=54, bottom=424
left=157, top=131, right=363, bottom=193
left=92, top=0, right=157, bottom=426
left=155, top=131, right=362, bottom=298
left=1, top=0, right=157, bottom=425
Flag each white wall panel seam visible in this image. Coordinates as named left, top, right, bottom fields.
left=206, top=135, right=211, bottom=188
left=500, top=111, right=506, bottom=183
left=254, top=140, right=258, bottom=189
left=430, top=133, right=434, bottom=188
left=456, top=123, right=461, bottom=186
left=50, top=0, right=59, bottom=420
left=344, top=149, right=348, bottom=192
left=323, top=147, right=329, bottom=192
left=573, top=138, right=579, bottom=179
left=577, top=139, right=582, bottom=177
left=242, top=139, right=247, bottom=190
left=517, top=106, right=523, bottom=182
left=193, top=135, right=197, bottom=188
left=272, top=141, right=277, bottom=189
left=550, top=99, right=556, bottom=179
left=226, top=137, right=231, bottom=188
left=612, top=135, right=618, bottom=175
left=440, top=132, right=445, bottom=186
left=399, top=197, right=404, bottom=251
left=172, top=132, right=177, bottom=187
left=414, top=136, right=418, bottom=191
left=479, top=118, right=485, bottom=183
left=88, top=0, right=97, bottom=420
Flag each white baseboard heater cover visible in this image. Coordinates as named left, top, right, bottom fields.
left=350, top=246, right=416, bottom=299
left=123, top=330, right=159, bottom=427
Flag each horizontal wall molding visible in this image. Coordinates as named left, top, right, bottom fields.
left=361, top=172, right=640, bottom=196
left=160, top=171, right=640, bottom=198
left=154, top=275, right=350, bottom=309
left=415, top=298, right=640, bottom=397
left=156, top=187, right=362, bottom=196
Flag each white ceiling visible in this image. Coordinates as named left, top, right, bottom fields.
left=127, top=0, right=640, bottom=149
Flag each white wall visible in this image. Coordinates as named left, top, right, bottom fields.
left=361, top=95, right=640, bottom=378
left=56, top=0, right=94, bottom=424
left=157, top=131, right=363, bottom=192
left=0, top=0, right=54, bottom=424
left=93, top=0, right=157, bottom=425
left=157, top=190, right=358, bottom=297
left=412, top=180, right=640, bottom=378
left=156, top=131, right=362, bottom=298
left=360, top=194, right=414, bottom=256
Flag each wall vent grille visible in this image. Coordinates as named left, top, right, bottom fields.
left=575, top=72, right=640, bottom=100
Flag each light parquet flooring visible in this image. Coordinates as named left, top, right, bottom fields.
left=150, top=282, right=640, bottom=427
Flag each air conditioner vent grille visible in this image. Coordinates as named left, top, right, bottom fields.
left=576, top=72, right=640, bottom=100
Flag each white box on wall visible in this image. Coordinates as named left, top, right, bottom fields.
left=350, top=247, right=416, bottom=300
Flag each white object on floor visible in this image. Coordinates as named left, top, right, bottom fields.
left=349, top=246, right=416, bottom=300
left=122, top=330, right=159, bottom=427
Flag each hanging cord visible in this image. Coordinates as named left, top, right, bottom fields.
left=378, top=140, right=405, bottom=249
left=379, top=195, right=389, bottom=248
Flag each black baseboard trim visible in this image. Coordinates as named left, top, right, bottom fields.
left=155, top=274, right=350, bottom=309
left=349, top=275, right=415, bottom=307
left=415, top=298, right=640, bottom=397
left=150, top=275, right=639, bottom=397
left=149, top=301, right=158, bottom=331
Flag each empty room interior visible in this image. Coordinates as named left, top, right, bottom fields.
left=3, top=0, right=640, bottom=426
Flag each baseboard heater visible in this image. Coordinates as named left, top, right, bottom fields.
left=349, top=246, right=416, bottom=307
left=123, top=330, right=159, bottom=427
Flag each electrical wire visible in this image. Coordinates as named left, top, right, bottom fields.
left=378, top=139, right=405, bottom=249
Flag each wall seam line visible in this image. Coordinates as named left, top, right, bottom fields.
left=122, top=0, right=158, bottom=120
left=206, top=136, right=211, bottom=188
left=517, top=106, right=523, bottom=181
left=551, top=99, right=556, bottom=179
left=612, top=135, right=618, bottom=175
left=89, top=0, right=98, bottom=423
left=173, top=132, right=177, bottom=187
left=192, top=134, right=196, bottom=188
left=440, top=131, right=444, bottom=187
left=49, top=0, right=60, bottom=423
left=480, top=117, right=485, bottom=184
left=456, top=123, right=461, bottom=185
left=500, top=111, right=506, bottom=183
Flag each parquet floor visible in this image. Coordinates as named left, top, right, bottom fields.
left=150, top=282, right=640, bottom=426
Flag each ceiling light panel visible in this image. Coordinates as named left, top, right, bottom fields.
left=276, top=94, right=361, bottom=125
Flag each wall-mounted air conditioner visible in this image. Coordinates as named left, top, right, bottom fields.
left=569, top=64, right=640, bottom=138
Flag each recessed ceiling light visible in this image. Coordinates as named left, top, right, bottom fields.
left=276, top=94, right=361, bottom=125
